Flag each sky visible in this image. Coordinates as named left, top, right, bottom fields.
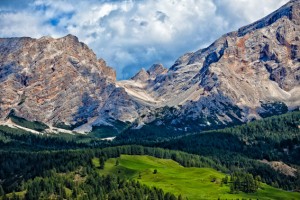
left=0, top=0, right=289, bottom=79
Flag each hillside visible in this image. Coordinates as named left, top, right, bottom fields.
left=0, top=137, right=299, bottom=199
left=0, top=145, right=228, bottom=199
left=94, top=155, right=300, bottom=200
left=116, top=111, right=300, bottom=191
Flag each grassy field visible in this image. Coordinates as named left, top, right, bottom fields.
left=93, top=155, right=300, bottom=200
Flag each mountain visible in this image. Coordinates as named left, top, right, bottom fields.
left=0, top=35, right=133, bottom=129
left=0, top=0, right=299, bottom=134
left=119, top=0, right=300, bottom=132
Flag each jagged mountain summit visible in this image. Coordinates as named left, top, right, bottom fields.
left=118, top=0, right=300, bottom=131
left=0, top=0, right=299, bottom=134
left=0, top=35, right=139, bottom=129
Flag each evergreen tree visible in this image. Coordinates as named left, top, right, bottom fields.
left=0, top=185, right=4, bottom=196
left=169, top=194, right=177, bottom=200
left=100, top=157, right=105, bottom=169
left=3, top=194, right=9, bottom=200
left=229, top=171, right=260, bottom=193
left=11, top=192, right=19, bottom=200
left=164, top=192, right=171, bottom=200
left=178, top=194, right=183, bottom=200
left=72, top=188, right=78, bottom=198
left=224, top=175, right=228, bottom=184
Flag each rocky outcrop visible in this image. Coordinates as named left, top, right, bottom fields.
left=0, top=35, right=120, bottom=126
left=148, top=64, right=168, bottom=79
left=131, top=68, right=149, bottom=82
left=131, top=64, right=167, bottom=82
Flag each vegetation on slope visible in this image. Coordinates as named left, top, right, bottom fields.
left=8, top=110, right=49, bottom=132
left=0, top=145, right=225, bottom=197
left=0, top=125, right=115, bottom=150
left=2, top=164, right=179, bottom=200
left=115, top=111, right=300, bottom=191
left=157, top=111, right=300, bottom=191
left=94, top=155, right=300, bottom=200
left=0, top=111, right=299, bottom=197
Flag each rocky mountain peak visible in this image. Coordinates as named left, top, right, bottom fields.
left=0, top=35, right=118, bottom=125
left=147, top=63, right=167, bottom=79
left=59, top=34, right=80, bottom=43
left=39, top=35, right=53, bottom=40
left=238, top=0, right=300, bottom=36
left=64, top=33, right=78, bottom=39
left=98, top=58, right=116, bottom=82
left=131, top=68, right=150, bottom=82
left=131, top=64, right=168, bottom=82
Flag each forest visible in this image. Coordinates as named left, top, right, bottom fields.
left=0, top=111, right=299, bottom=199
left=0, top=145, right=226, bottom=199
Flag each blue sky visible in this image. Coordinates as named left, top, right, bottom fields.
left=0, top=0, right=288, bottom=79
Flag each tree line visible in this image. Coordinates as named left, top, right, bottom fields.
left=0, top=145, right=226, bottom=197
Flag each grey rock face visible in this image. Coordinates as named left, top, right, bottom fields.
left=130, top=64, right=167, bottom=82
left=147, top=64, right=168, bottom=79
left=131, top=68, right=150, bottom=82
left=0, top=35, right=121, bottom=126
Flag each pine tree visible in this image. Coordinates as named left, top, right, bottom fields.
left=255, top=175, right=261, bottom=189
left=11, top=192, right=19, bottom=200
left=224, top=175, right=228, bottom=184
left=164, top=192, right=171, bottom=200
left=230, top=183, right=236, bottom=194
left=169, top=194, right=177, bottom=200
left=99, top=157, right=105, bottom=169
left=148, top=190, right=158, bottom=200
left=178, top=194, right=183, bottom=200
left=0, top=185, right=4, bottom=196
left=72, top=188, right=78, bottom=198
left=3, top=194, right=9, bottom=200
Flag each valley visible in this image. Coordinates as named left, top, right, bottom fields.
left=0, top=111, right=299, bottom=199
left=0, top=0, right=300, bottom=199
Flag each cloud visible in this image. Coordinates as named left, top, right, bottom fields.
left=0, top=0, right=289, bottom=79
left=212, top=0, right=289, bottom=27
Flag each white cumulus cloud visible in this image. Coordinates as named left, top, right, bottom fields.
left=0, top=0, right=289, bottom=79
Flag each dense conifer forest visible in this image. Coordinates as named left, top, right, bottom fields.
left=0, top=111, right=299, bottom=199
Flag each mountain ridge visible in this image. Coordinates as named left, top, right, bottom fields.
left=120, top=0, right=300, bottom=131
left=0, top=0, right=299, bottom=134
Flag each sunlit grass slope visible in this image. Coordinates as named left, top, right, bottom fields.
left=93, top=155, right=300, bottom=200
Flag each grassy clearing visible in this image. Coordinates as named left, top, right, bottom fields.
left=93, top=155, right=300, bottom=200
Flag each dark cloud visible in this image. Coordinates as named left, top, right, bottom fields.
left=156, top=11, right=168, bottom=23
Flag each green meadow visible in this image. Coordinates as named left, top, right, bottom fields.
left=93, top=155, right=300, bottom=200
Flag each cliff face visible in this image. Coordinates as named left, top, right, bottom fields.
left=0, top=35, right=118, bottom=125
left=0, top=0, right=299, bottom=132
